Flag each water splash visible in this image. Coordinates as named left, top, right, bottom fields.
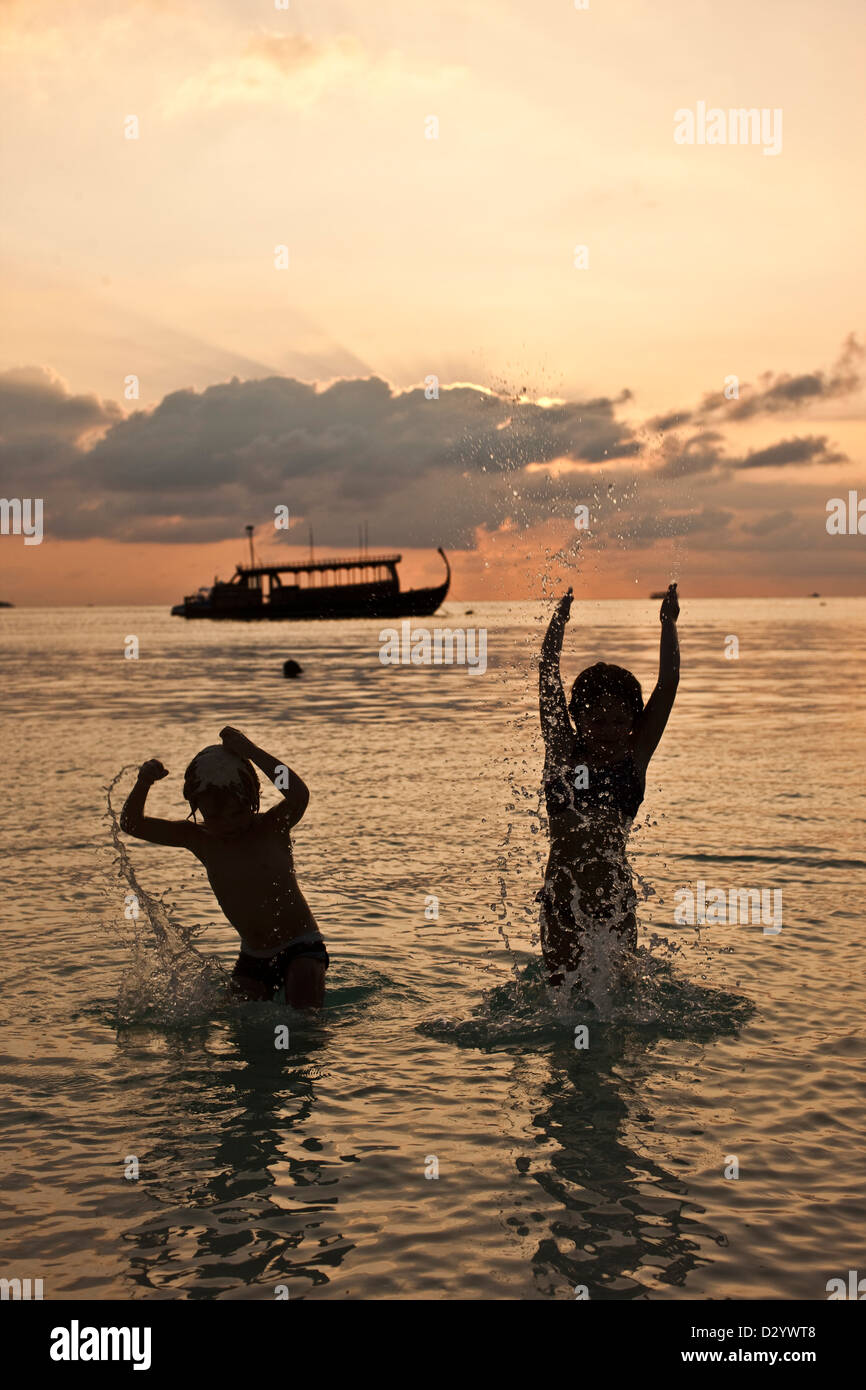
left=419, top=949, right=753, bottom=1049
left=105, top=767, right=229, bottom=1025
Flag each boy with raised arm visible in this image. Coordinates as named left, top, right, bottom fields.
left=120, top=726, right=328, bottom=1008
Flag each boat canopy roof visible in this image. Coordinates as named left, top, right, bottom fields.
left=236, top=553, right=402, bottom=577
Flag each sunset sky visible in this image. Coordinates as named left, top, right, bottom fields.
left=1, top=0, right=864, bottom=603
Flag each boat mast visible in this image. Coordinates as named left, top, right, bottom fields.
left=245, top=524, right=263, bottom=591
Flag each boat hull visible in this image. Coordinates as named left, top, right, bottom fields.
left=171, top=581, right=449, bottom=621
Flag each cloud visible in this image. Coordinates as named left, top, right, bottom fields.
left=648, top=335, right=865, bottom=431
left=161, top=32, right=466, bottom=117
left=0, top=371, right=644, bottom=543
left=0, top=366, right=122, bottom=485
left=718, top=334, right=864, bottom=422
left=653, top=427, right=848, bottom=479
left=736, top=435, right=845, bottom=469
left=741, top=510, right=796, bottom=536
left=0, top=365, right=120, bottom=441
left=625, top=505, right=735, bottom=545
left=654, top=430, right=730, bottom=478
left=0, top=350, right=858, bottom=555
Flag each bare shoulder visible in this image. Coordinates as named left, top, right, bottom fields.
left=257, top=801, right=300, bottom=835
left=183, top=822, right=222, bottom=860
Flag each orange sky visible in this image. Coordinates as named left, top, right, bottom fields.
left=1, top=0, right=864, bottom=602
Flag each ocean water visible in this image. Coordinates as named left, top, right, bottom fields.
left=1, top=597, right=864, bottom=1300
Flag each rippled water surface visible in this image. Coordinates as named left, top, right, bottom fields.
left=1, top=599, right=864, bottom=1299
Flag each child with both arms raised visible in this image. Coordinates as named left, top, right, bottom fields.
left=120, top=726, right=328, bottom=1008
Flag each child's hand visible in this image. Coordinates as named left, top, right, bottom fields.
left=557, top=588, right=574, bottom=621
left=660, top=583, right=679, bottom=624
left=220, top=726, right=254, bottom=757
left=139, top=758, right=169, bottom=784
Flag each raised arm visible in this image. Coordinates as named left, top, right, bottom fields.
left=540, top=589, right=574, bottom=766
left=219, top=726, right=310, bottom=829
left=633, top=584, right=680, bottom=772
left=119, top=760, right=200, bottom=847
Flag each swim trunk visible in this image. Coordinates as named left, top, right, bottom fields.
left=232, top=930, right=330, bottom=992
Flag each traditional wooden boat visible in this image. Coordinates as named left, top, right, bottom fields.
left=171, top=532, right=451, bottom=621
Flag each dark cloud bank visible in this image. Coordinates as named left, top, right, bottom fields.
left=0, top=338, right=862, bottom=557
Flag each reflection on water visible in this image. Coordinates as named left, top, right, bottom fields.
left=1, top=600, right=865, bottom=1299
left=117, top=1018, right=350, bottom=1299
left=424, top=956, right=750, bottom=1297
left=513, top=1036, right=726, bottom=1300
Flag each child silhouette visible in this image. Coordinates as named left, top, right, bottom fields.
left=120, top=726, right=327, bottom=1007
left=538, top=585, right=680, bottom=988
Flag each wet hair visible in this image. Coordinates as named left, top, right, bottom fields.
left=568, top=662, right=643, bottom=742
left=182, top=745, right=260, bottom=820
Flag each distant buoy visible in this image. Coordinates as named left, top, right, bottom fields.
left=282, top=659, right=303, bottom=678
